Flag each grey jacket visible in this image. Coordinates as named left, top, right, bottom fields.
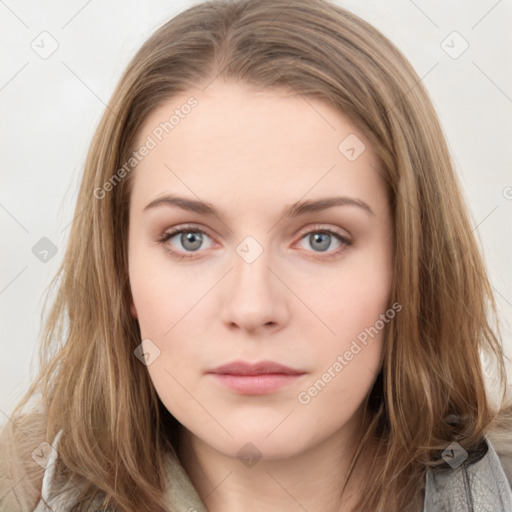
left=34, top=431, right=512, bottom=511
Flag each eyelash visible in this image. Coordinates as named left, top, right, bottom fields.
left=157, top=223, right=352, bottom=260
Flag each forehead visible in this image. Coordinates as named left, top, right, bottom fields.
left=130, top=80, right=385, bottom=214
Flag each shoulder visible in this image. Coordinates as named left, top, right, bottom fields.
left=32, top=430, right=64, bottom=511
left=487, top=404, right=512, bottom=487
left=32, top=430, right=112, bottom=512
left=0, top=410, right=47, bottom=511
left=423, top=436, right=512, bottom=511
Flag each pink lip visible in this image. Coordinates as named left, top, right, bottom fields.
left=208, top=360, right=304, bottom=375
left=206, top=360, right=306, bottom=395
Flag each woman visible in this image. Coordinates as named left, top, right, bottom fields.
left=1, top=0, right=511, bottom=510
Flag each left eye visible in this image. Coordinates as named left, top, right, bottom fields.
left=296, top=229, right=349, bottom=254
left=158, top=225, right=351, bottom=258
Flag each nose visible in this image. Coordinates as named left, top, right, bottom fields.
left=220, top=243, right=290, bottom=335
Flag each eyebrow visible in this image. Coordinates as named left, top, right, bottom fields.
left=143, top=194, right=375, bottom=218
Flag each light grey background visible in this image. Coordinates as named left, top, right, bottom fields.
left=1, top=0, right=511, bottom=419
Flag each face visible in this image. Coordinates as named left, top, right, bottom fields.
left=127, top=80, right=394, bottom=461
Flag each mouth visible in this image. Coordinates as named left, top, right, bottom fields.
left=206, top=360, right=306, bottom=395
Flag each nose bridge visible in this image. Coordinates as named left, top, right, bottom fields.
left=232, top=234, right=273, bottom=301
left=220, top=233, right=287, bottom=331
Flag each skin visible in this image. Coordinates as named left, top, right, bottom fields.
left=128, top=80, right=394, bottom=512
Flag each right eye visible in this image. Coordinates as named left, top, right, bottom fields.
left=158, top=225, right=216, bottom=259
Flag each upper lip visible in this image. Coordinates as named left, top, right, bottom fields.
left=207, top=360, right=305, bottom=376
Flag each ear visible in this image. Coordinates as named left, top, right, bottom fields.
left=130, top=299, right=138, bottom=319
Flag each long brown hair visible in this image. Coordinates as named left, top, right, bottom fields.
left=1, top=0, right=510, bottom=510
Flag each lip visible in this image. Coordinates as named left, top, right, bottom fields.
left=206, top=360, right=306, bottom=395
left=207, top=360, right=304, bottom=376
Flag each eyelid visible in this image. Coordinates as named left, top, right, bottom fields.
left=295, top=223, right=351, bottom=241
left=161, top=223, right=215, bottom=239
left=158, top=223, right=217, bottom=249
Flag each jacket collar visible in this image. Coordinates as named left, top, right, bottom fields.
left=423, top=437, right=512, bottom=511
left=35, top=430, right=512, bottom=511
left=163, top=448, right=208, bottom=512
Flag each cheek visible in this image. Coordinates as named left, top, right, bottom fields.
left=299, top=247, right=392, bottom=400
left=129, top=264, right=205, bottom=419
left=296, top=279, right=389, bottom=425
left=304, top=250, right=392, bottom=343
left=129, top=249, right=205, bottom=339
left=128, top=249, right=210, bottom=398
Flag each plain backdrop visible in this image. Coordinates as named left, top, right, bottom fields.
left=1, top=0, right=511, bottom=419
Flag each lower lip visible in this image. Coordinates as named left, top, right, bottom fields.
left=208, top=373, right=305, bottom=394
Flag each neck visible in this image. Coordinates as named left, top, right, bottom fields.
left=176, top=410, right=373, bottom=512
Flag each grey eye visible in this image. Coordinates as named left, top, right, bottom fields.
left=309, top=233, right=330, bottom=251
left=307, top=232, right=335, bottom=252
left=179, top=231, right=203, bottom=251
